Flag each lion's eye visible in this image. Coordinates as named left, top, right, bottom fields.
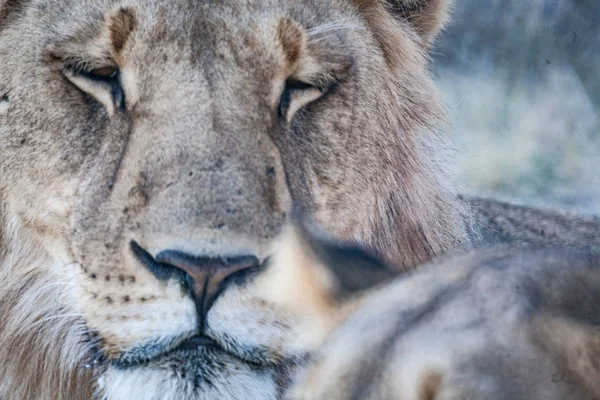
left=64, top=64, right=125, bottom=113
left=87, top=66, right=119, bottom=81
left=278, top=80, right=330, bottom=122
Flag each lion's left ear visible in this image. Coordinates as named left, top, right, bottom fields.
left=355, top=0, right=452, bottom=46
left=257, top=219, right=398, bottom=313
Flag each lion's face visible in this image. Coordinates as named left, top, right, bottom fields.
left=0, top=0, right=465, bottom=398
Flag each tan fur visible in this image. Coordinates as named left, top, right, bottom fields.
left=0, top=0, right=467, bottom=398
left=419, top=370, right=444, bottom=400
left=108, top=8, right=136, bottom=53
left=274, top=228, right=600, bottom=400
left=1, top=0, right=597, bottom=399
left=255, top=225, right=370, bottom=352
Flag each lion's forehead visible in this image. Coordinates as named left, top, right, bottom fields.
left=36, top=0, right=361, bottom=118
left=44, top=0, right=354, bottom=47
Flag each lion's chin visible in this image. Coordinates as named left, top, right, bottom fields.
left=112, top=331, right=295, bottom=370
left=100, top=345, right=284, bottom=400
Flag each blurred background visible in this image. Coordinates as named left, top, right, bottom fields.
left=432, top=0, right=599, bottom=215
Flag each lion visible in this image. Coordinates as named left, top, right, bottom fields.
left=0, top=0, right=599, bottom=399
left=266, top=221, right=600, bottom=400
left=269, top=222, right=600, bottom=400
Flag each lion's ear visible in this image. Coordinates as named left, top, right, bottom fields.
left=257, top=219, right=398, bottom=319
left=355, top=0, right=451, bottom=46
left=254, top=221, right=398, bottom=349
left=287, top=220, right=399, bottom=299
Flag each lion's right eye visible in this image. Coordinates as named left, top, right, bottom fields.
left=63, top=64, right=125, bottom=114
left=85, top=66, right=119, bottom=81
left=278, top=79, right=331, bottom=122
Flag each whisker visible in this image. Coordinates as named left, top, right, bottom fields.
left=19, top=313, right=85, bottom=332
left=307, top=20, right=364, bottom=38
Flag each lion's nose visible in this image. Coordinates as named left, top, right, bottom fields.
left=131, top=241, right=259, bottom=327
left=158, top=250, right=259, bottom=325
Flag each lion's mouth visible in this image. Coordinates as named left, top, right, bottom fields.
left=173, top=334, right=221, bottom=352
left=113, top=333, right=251, bottom=370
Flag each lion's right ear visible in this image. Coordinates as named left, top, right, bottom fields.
left=254, top=220, right=398, bottom=348
left=288, top=221, right=399, bottom=299
left=354, top=0, right=452, bottom=47
left=256, top=220, right=398, bottom=319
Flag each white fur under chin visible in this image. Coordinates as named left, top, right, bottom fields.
left=100, top=364, right=279, bottom=400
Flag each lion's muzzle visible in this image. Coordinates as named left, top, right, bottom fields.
left=131, top=241, right=261, bottom=330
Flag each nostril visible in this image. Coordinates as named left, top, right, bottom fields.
left=131, top=242, right=261, bottom=329
left=154, top=252, right=260, bottom=277
left=154, top=250, right=261, bottom=328
left=130, top=241, right=188, bottom=283
left=155, top=252, right=260, bottom=298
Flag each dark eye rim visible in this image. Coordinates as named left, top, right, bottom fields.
left=278, top=79, right=335, bottom=120
left=65, top=64, right=120, bottom=83
left=63, top=64, right=126, bottom=111
left=88, top=66, right=119, bottom=80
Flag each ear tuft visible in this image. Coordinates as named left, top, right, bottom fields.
left=256, top=215, right=398, bottom=313
left=291, top=218, right=399, bottom=298
left=254, top=217, right=399, bottom=349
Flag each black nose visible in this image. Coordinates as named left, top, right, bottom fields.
left=130, top=242, right=259, bottom=328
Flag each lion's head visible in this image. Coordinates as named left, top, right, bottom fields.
left=0, top=0, right=467, bottom=398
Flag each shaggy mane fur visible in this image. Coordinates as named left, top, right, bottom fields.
left=351, top=1, right=470, bottom=267
left=0, top=214, right=95, bottom=399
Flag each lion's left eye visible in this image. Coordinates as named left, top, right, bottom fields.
left=63, top=64, right=125, bottom=113
left=85, top=66, right=119, bottom=81
left=278, top=80, right=330, bottom=122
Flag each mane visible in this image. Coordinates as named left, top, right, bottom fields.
left=0, top=211, right=95, bottom=399
left=351, top=2, right=471, bottom=269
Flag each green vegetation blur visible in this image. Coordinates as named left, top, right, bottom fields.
left=434, top=0, right=599, bottom=214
